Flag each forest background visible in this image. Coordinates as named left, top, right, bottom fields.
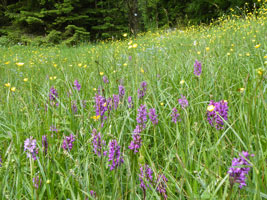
left=0, top=0, right=263, bottom=45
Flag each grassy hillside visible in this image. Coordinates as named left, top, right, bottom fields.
left=0, top=5, right=266, bottom=200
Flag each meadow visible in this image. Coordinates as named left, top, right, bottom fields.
left=0, top=5, right=267, bottom=200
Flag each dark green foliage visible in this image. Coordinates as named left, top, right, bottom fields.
left=63, top=25, right=90, bottom=45
left=47, top=30, right=62, bottom=44
left=0, top=0, right=260, bottom=45
left=184, top=0, right=256, bottom=23
left=0, top=36, right=13, bottom=46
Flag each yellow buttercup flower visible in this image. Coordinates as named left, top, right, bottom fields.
left=264, top=55, right=267, bottom=59
left=141, top=68, right=144, bottom=73
left=16, top=62, right=24, bottom=67
left=180, top=80, right=185, bottom=85
left=128, top=40, right=133, bottom=45
left=23, top=78, right=28, bottom=82
left=239, top=88, right=245, bottom=92
left=197, top=51, right=201, bottom=55
left=160, top=102, right=164, bottom=106
left=53, top=64, right=57, bottom=67
left=5, top=61, right=10, bottom=65
left=78, top=63, right=82, bottom=67
left=91, top=115, right=100, bottom=121
left=123, top=63, right=127, bottom=67
left=133, top=43, right=138, bottom=48
left=11, top=87, right=16, bottom=92
left=100, top=72, right=104, bottom=76
left=46, top=180, right=51, bottom=184
left=256, top=68, right=264, bottom=76
left=255, top=44, right=261, bottom=48
left=93, top=88, right=97, bottom=91
left=246, top=53, right=250, bottom=56
left=53, top=76, right=57, bottom=80
left=227, top=53, right=231, bottom=56
left=123, top=33, right=127, bottom=37
left=206, top=47, right=210, bottom=51
left=207, top=105, right=215, bottom=112
left=128, top=45, right=133, bottom=49
left=5, top=83, right=11, bottom=87
left=49, top=77, right=53, bottom=80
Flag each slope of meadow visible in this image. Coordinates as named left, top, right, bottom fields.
left=0, top=5, right=266, bottom=200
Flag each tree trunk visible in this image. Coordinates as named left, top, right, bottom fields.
left=126, top=0, right=139, bottom=36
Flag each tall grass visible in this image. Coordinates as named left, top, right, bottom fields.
left=0, top=4, right=266, bottom=200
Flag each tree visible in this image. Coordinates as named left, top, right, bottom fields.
left=126, top=0, right=140, bottom=36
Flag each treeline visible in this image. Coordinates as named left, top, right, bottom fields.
left=0, top=0, right=259, bottom=45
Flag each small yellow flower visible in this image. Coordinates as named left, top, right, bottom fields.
left=230, top=48, right=233, bottom=52
left=133, top=43, right=138, bottom=48
left=11, top=87, right=16, bottom=92
left=206, top=47, right=210, bottom=51
left=141, top=68, right=144, bottom=73
left=5, top=83, right=11, bottom=87
left=207, top=105, right=215, bottom=112
left=49, top=77, right=53, bottom=80
left=83, top=65, right=87, bottom=68
left=53, top=64, right=57, bottom=67
left=23, top=78, right=28, bottom=82
left=123, top=33, right=127, bottom=37
left=128, top=45, right=133, bottom=49
left=256, top=68, right=264, bottom=76
left=246, top=53, right=250, bottom=56
left=91, top=115, right=100, bottom=121
left=93, top=88, right=97, bottom=91
left=227, top=53, right=231, bottom=56
left=128, top=40, right=133, bottom=45
left=239, top=88, right=245, bottom=92
left=160, top=102, right=164, bottom=106
left=255, top=44, right=261, bottom=48
left=78, top=63, right=82, bottom=67
left=16, top=62, right=24, bottom=67
left=53, top=76, right=57, bottom=80
left=180, top=80, right=185, bottom=85
left=239, top=54, right=242, bottom=57
left=5, top=61, right=10, bottom=65
left=123, top=63, right=127, bottom=67
left=99, top=72, right=104, bottom=76
left=264, top=55, right=267, bottom=59
left=46, top=180, right=51, bottom=184
left=197, top=51, right=201, bottom=55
